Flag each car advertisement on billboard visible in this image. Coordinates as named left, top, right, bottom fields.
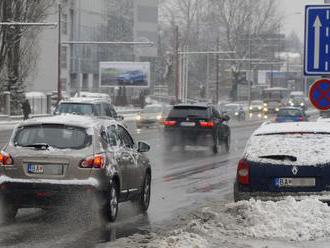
left=99, top=62, right=150, bottom=87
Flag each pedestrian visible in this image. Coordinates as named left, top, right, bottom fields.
left=22, top=99, right=31, bottom=120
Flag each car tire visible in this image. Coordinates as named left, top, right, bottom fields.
left=136, top=173, right=151, bottom=212
left=101, top=183, right=119, bottom=222
left=0, top=200, right=17, bottom=223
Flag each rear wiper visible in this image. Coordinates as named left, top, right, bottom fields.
left=258, top=155, right=297, bottom=162
left=21, top=143, right=51, bottom=150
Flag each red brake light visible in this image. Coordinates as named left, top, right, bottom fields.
left=299, top=116, right=304, bottom=121
left=164, top=120, right=176, bottom=127
left=199, top=121, right=214, bottom=128
left=0, top=151, right=13, bottom=166
left=80, top=154, right=105, bottom=169
left=237, top=159, right=249, bottom=185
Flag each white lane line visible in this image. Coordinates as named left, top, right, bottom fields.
left=327, top=27, right=329, bottom=37
left=326, top=62, right=329, bottom=71
left=327, top=45, right=329, bottom=54
left=327, top=10, right=330, bottom=20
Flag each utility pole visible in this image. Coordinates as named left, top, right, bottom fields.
left=216, top=36, right=220, bottom=104
left=57, top=4, right=62, bottom=103
left=175, top=26, right=180, bottom=102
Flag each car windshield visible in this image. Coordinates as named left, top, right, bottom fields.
left=251, top=101, right=263, bottom=105
left=55, top=103, right=94, bottom=115
left=14, top=124, right=91, bottom=149
left=168, top=106, right=209, bottom=118
left=143, top=106, right=162, bottom=113
left=278, top=109, right=302, bottom=117
left=224, top=105, right=239, bottom=111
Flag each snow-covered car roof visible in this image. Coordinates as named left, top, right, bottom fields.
left=60, top=97, right=110, bottom=104
left=246, top=122, right=330, bottom=165
left=17, top=115, right=117, bottom=130
left=254, top=122, right=330, bottom=135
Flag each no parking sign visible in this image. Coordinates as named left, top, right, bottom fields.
left=309, top=78, right=330, bottom=110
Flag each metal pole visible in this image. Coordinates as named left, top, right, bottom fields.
left=216, top=37, right=220, bottom=104
left=57, top=4, right=62, bottom=103
left=175, top=26, right=180, bottom=102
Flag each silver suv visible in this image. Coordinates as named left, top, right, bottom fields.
left=0, top=115, right=151, bottom=222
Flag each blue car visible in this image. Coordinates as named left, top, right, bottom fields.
left=275, top=107, right=307, bottom=123
left=234, top=122, right=330, bottom=202
left=118, top=70, right=146, bottom=85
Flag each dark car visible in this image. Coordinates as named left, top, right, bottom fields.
left=54, top=98, right=124, bottom=121
left=234, top=122, right=330, bottom=202
left=0, top=115, right=151, bottom=222
left=118, top=70, right=146, bottom=85
left=163, top=104, right=231, bottom=154
left=275, top=107, right=307, bottom=123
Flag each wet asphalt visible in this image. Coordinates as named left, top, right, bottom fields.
left=0, top=119, right=260, bottom=248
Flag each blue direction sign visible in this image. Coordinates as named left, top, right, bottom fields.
left=305, top=5, right=330, bottom=75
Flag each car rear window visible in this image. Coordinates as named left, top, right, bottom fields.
left=278, top=109, right=302, bottom=117
left=55, top=103, right=94, bottom=115
left=14, top=124, right=91, bottom=149
left=168, top=106, right=209, bottom=118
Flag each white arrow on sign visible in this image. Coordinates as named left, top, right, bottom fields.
left=313, top=16, right=322, bottom=69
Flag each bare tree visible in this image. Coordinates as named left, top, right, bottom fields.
left=0, top=0, right=54, bottom=114
left=210, top=0, right=281, bottom=100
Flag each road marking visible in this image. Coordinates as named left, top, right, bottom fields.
left=313, top=16, right=322, bottom=69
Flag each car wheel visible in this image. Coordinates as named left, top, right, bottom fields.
left=136, top=173, right=151, bottom=212
left=102, top=183, right=119, bottom=222
left=0, top=200, right=17, bottom=223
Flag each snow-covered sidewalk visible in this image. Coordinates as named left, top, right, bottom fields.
left=100, top=197, right=330, bottom=248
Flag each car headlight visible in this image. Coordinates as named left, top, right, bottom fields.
left=300, top=103, right=304, bottom=106
left=157, top=115, right=162, bottom=120
left=249, top=106, right=253, bottom=110
left=263, top=108, right=268, bottom=112
left=290, top=102, right=294, bottom=106
left=136, top=115, right=141, bottom=121
left=275, top=108, right=280, bottom=112
left=263, top=103, right=268, bottom=107
left=234, top=112, right=239, bottom=116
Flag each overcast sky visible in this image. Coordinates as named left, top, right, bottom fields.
left=279, top=0, right=324, bottom=40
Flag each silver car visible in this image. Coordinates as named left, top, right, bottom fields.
left=0, top=115, right=151, bottom=222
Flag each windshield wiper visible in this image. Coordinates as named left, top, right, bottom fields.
left=259, top=155, right=297, bottom=162
left=21, top=143, right=51, bottom=150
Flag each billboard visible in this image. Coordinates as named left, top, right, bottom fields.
left=99, top=62, right=150, bottom=87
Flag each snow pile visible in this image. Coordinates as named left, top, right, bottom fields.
left=224, top=197, right=330, bottom=241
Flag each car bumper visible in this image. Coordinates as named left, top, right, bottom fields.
left=164, top=129, right=215, bottom=146
left=0, top=176, right=101, bottom=207
left=236, top=190, right=330, bottom=202
left=136, top=119, right=160, bottom=126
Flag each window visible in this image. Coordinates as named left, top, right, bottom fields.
left=55, top=103, right=93, bottom=115
left=62, top=13, right=68, bottom=35
left=168, top=106, right=209, bottom=118
left=61, top=47, right=68, bottom=69
left=117, top=126, right=134, bottom=148
left=106, top=125, right=118, bottom=146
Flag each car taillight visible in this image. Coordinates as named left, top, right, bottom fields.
left=164, top=120, right=176, bottom=127
left=299, top=116, right=304, bottom=121
left=199, top=121, right=214, bottom=128
left=80, top=154, right=105, bottom=169
left=237, top=159, right=249, bottom=185
left=0, top=151, right=13, bottom=166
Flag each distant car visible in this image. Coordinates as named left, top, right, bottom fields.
left=118, top=70, right=146, bottom=85
left=234, top=122, right=330, bottom=202
left=223, top=103, right=245, bottom=121
left=136, top=104, right=171, bottom=129
left=0, top=115, right=151, bottom=222
left=249, top=100, right=267, bottom=113
left=288, top=96, right=307, bottom=110
left=163, top=104, right=231, bottom=154
left=275, top=107, right=307, bottom=123
left=54, top=98, right=123, bottom=121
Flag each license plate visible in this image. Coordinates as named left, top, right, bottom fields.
left=180, top=122, right=196, bottom=127
left=274, top=178, right=316, bottom=187
left=28, top=164, right=44, bottom=174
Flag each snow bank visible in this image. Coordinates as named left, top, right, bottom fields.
left=225, top=197, right=330, bottom=241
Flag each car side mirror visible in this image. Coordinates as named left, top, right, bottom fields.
left=223, top=115, right=230, bottom=121
left=137, top=141, right=150, bottom=153
left=116, top=115, right=124, bottom=121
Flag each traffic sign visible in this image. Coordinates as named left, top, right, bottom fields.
left=305, top=5, right=330, bottom=75
left=309, top=78, right=330, bottom=110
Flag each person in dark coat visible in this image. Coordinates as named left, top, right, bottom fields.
left=22, top=99, right=31, bottom=120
